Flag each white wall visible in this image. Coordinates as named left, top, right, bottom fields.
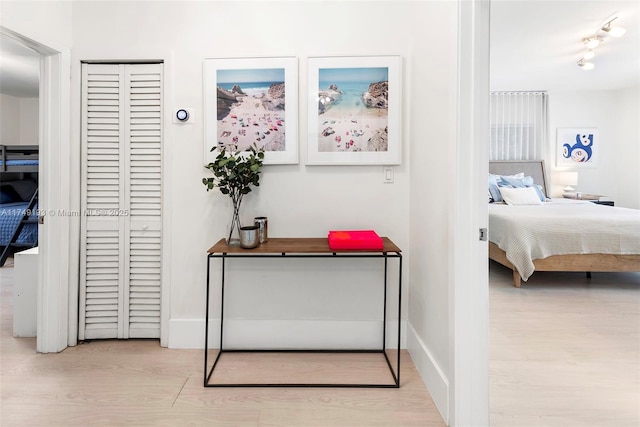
left=0, top=1, right=72, bottom=52
left=1, top=94, right=21, bottom=144
left=613, top=86, right=640, bottom=209
left=69, top=0, right=461, bottom=419
left=548, top=88, right=640, bottom=208
left=1, top=95, right=39, bottom=145
left=19, top=98, right=39, bottom=145
left=71, top=0, right=407, bottom=343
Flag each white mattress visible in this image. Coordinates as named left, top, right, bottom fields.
left=488, top=199, right=640, bottom=281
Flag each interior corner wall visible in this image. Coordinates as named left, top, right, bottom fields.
left=548, top=88, right=640, bottom=208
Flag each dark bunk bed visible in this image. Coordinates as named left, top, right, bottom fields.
left=0, top=145, right=39, bottom=266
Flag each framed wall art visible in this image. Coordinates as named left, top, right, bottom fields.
left=204, top=57, right=298, bottom=165
left=556, top=128, right=598, bottom=168
left=306, top=56, right=402, bottom=165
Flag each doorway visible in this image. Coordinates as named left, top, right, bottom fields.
left=1, top=26, right=71, bottom=353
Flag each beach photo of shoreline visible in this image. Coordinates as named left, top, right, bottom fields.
left=316, top=67, right=389, bottom=153
left=216, top=68, right=286, bottom=152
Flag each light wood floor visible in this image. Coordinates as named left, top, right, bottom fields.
left=489, top=261, right=640, bottom=427
left=0, top=259, right=445, bottom=427
left=4, top=258, right=638, bottom=426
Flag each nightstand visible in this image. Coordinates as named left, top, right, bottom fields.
left=591, top=200, right=614, bottom=206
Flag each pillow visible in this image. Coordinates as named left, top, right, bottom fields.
left=498, top=175, right=546, bottom=202
left=488, top=174, right=502, bottom=202
left=0, top=184, right=22, bottom=204
left=499, top=186, right=543, bottom=205
left=488, top=173, right=524, bottom=203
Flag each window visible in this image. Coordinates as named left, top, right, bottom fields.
left=490, top=91, right=548, bottom=160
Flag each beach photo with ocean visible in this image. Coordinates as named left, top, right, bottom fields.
left=215, top=68, right=287, bottom=152
left=316, top=67, right=389, bottom=153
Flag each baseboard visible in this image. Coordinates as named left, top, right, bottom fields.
left=407, top=322, right=449, bottom=425
left=169, top=318, right=406, bottom=350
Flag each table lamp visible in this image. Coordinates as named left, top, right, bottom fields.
left=561, top=171, right=578, bottom=194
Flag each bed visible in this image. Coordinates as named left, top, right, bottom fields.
left=1, top=145, right=39, bottom=267
left=0, top=145, right=39, bottom=172
left=488, top=160, right=640, bottom=287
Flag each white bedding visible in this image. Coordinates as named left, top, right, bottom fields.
left=488, top=199, right=640, bottom=281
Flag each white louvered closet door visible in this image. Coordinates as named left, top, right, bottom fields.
left=80, top=63, right=162, bottom=340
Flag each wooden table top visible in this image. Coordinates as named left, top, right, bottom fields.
left=208, top=237, right=401, bottom=254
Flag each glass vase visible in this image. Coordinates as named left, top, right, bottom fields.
left=226, top=204, right=242, bottom=246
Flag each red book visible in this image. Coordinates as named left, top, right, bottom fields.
left=328, top=230, right=384, bottom=251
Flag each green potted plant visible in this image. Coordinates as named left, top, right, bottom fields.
left=202, top=144, right=265, bottom=244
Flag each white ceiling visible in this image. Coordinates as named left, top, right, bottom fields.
left=0, top=1, right=638, bottom=98
left=490, top=0, right=640, bottom=91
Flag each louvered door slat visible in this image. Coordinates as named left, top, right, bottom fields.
left=128, top=228, right=161, bottom=338
left=82, top=226, right=120, bottom=339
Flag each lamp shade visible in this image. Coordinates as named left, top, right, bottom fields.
left=558, top=171, right=578, bottom=192
left=561, top=172, right=578, bottom=186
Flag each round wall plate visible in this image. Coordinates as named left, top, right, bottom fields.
left=176, top=109, right=190, bottom=122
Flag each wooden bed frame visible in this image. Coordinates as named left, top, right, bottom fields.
left=488, top=160, right=640, bottom=287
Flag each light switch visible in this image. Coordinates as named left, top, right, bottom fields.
left=383, top=166, right=394, bottom=184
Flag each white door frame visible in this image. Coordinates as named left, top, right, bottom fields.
left=70, top=49, right=173, bottom=348
left=449, top=0, right=490, bottom=425
left=0, top=26, right=72, bottom=353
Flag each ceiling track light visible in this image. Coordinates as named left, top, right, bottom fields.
left=576, top=15, right=625, bottom=70
left=577, top=59, right=595, bottom=71
left=584, top=37, right=601, bottom=49
left=600, top=17, right=626, bottom=37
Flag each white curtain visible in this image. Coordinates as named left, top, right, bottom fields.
left=489, top=91, right=547, bottom=160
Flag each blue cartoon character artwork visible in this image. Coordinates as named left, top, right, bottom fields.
left=562, top=133, right=593, bottom=163
left=557, top=128, right=597, bottom=167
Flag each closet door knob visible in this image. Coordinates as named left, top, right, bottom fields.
left=143, top=225, right=148, bottom=230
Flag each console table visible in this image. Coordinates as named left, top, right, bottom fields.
left=205, top=237, right=402, bottom=388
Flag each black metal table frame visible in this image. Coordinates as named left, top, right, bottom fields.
left=204, top=250, right=402, bottom=388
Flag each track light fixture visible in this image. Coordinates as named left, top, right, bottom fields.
left=577, top=59, right=595, bottom=71
left=584, top=37, right=601, bottom=49
left=601, top=17, right=626, bottom=37
left=576, top=15, right=626, bottom=70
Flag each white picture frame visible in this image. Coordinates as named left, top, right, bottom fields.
left=306, top=56, right=402, bottom=165
left=204, top=57, right=298, bottom=165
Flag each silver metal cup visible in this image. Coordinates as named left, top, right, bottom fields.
left=239, top=225, right=259, bottom=249
left=254, top=217, right=268, bottom=243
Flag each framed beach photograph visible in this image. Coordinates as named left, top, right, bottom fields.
left=306, top=56, right=402, bottom=165
left=556, top=128, right=598, bottom=168
left=204, top=57, right=298, bottom=165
